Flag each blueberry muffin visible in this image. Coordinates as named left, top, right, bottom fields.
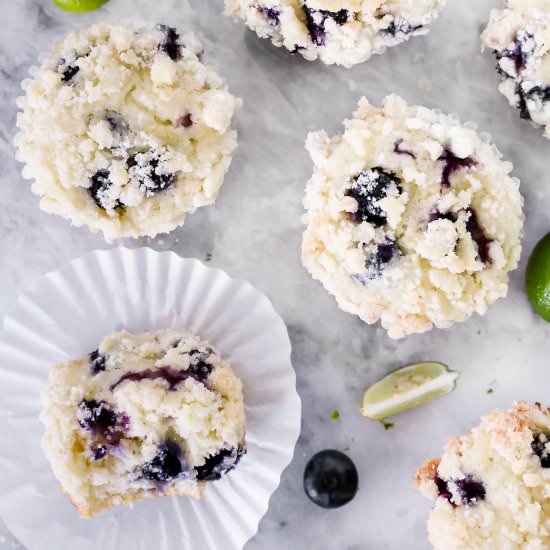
left=302, top=95, right=523, bottom=339
left=41, top=329, right=246, bottom=518
left=482, top=0, right=550, bottom=138
left=416, top=402, right=550, bottom=549
left=224, top=0, right=447, bottom=67
left=16, top=22, right=241, bottom=242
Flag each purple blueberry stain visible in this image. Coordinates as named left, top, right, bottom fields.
left=89, top=349, right=107, bottom=376
left=465, top=208, right=493, bottom=265
left=89, top=169, right=123, bottom=210
left=532, top=433, right=550, bottom=468
left=429, top=209, right=458, bottom=224
left=258, top=5, right=281, bottom=26
left=516, top=84, right=550, bottom=121
left=195, top=446, right=246, bottom=481
left=177, top=113, right=193, bottom=128
left=105, top=111, right=128, bottom=136
left=157, top=24, right=182, bottom=61
left=383, top=17, right=422, bottom=37
left=495, top=30, right=535, bottom=77
left=142, top=440, right=190, bottom=482
left=346, top=168, right=401, bottom=227
left=91, top=444, right=108, bottom=461
left=393, top=139, right=416, bottom=159
left=78, top=400, right=118, bottom=435
left=110, top=363, right=214, bottom=392
left=438, top=149, right=478, bottom=187
left=77, top=400, right=129, bottom=454
left=60, top=63, right=79, bottom=83
left=436, top=475, right=486, bottom=506
left=303, top=6, right=349, bottom=47
left=366, top=237, right=401, bottom=278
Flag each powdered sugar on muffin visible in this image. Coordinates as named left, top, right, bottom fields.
left=224, top=0, right=446, bottom=67
left=302, top=95, right=523, bottom=339
left=482, top=0, right=550, bottom=138
left=41, top=329, right=246, bottom=518
left=16, top=21, right=241, bottom=242
left=416, top=402, right=550, bottom=549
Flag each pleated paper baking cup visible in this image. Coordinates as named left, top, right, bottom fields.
left=0, top=247, right=301, bottom=550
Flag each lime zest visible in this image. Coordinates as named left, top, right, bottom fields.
left=330, top=409, right=340, bottom=421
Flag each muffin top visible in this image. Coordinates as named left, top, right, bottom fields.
left=482, top=0, right=550, bottom=138
left=41, top=329, right=246, bottom=517
left=417, top=402, right=550, bottom=549
left=302, top=95, right=523, bottom=338
left=225, top=0, right=447, bottom=67
left=16, top=21, right=241, bottom=242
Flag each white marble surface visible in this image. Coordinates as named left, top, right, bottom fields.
left=1, top=0, right=550, bottom=549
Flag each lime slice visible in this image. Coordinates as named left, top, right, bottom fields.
left=526, top=233, right=550, bottom=322
left=52, top=0, right=109, bottom=13
left=360, top=362, right=459, bottom=420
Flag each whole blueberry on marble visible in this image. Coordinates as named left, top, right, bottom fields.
left=303, top=450, right=358, bottom=509
left=41, top=328, right=246, bottom=518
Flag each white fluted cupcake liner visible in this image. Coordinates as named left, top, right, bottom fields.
left=0, top=247, right=301, bottom=550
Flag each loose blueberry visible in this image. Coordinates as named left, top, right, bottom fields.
left=532, top=433, right=550, bottom=468
left=258, top=5, right=281, bottom=26
left=393, top=139, right=416, bottom=159
left=142, top=440, right=187, bottom=482
left=195, top=446, right=246, bottom=481
left=157, top=24, right=182, bottom=61
left=303, top=450, right=358, bottom=509
left=465, top=208, right=492, bottom=265
left=436, top=475, right=486, bottom=506
left=303, top=6, right=349, bottom=46
left=346, top=168, right=401, bottom=227
left=89, top=349, right=107, bottom=375
left=438, top=149, right=477, bottom=187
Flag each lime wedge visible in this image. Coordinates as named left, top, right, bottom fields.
left=360, top=362, right=459, bottom=420
left=526, top=233, right=550, bottom=322
left=52, top=0, right=109, bottom=13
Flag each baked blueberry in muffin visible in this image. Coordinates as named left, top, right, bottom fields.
left=482, top=0, right=550, bottom=139
left=41, top=329, right=246, bottom=517
left=16, top=22, right=241, bottom=242
left=302, top=95, right=523, bottom=338
left=416, top=402, right=550, bottom=549
left=224, top=0, right=447, bottom=67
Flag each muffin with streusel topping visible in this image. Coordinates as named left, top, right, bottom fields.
left=302, top=94, right=523, bottom=338
left=16, top=21, right=241, bottom=242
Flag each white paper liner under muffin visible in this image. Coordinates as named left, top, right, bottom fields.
left=0, top=247, right=301, bottom=550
